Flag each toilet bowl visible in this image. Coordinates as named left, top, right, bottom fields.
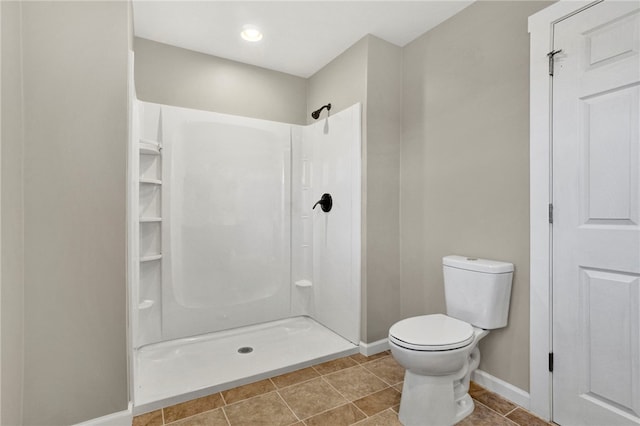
left=389, top=315, right=488, bottom=425
left=389, top=256, right=513, bottom=426
left=390, top=314, right=483, bottom=376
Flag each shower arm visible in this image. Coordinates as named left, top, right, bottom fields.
left=311, top=103, right=332, bottom=120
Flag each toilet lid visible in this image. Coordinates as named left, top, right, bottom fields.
left=389, top=314, right=474, bottom=351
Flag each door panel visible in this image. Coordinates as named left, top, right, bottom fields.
left=552, top=1, right=640, bottom=424
left=579, top=268, right=639, bottom=410
left=581, top=87, right=638, bottom=223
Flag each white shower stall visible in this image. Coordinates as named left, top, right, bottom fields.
left=128, top=100, right=362, bottom=412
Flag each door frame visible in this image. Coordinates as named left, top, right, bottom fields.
left=528, top=0, right=604, bottom=421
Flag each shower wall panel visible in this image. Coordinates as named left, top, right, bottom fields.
left=302, top=105, right=361, bottom=344
left=161, top=106, right=292, bottom=341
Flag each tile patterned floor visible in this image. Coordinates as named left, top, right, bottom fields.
left=132, top=351, right=552, bottom=426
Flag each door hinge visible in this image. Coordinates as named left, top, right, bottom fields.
left=547, top=49, right=562, bottom=76
left=549, top=353, right=554, bottom=372
left=549, top=203, right=554, bottom=224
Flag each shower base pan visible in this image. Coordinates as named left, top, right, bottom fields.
left=133, top=316, right=359, bottom=414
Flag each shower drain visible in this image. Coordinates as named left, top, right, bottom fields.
left=237, top=346, right=253, bottom=354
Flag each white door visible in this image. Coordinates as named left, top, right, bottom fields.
left=552, top=1, right=640, bottom=425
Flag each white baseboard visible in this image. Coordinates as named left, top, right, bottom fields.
left=472, top=369, right=530, bottom=410
left=359, top=338, right=389, bottom=356
left=74, top=403, right=133, bottom=426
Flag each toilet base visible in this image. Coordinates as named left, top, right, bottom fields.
left=398, top=367, right=475, bottom=426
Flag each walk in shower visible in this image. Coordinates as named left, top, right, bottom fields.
left=128, top=100, right=362, bottom=413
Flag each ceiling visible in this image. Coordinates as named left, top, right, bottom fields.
left=132, top=1, right=474, bottom=78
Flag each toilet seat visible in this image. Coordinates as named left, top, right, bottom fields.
left=389, top=314, right=474, bottom=351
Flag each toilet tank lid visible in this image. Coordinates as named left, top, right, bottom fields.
left=443, top=255, right=513, bottom=274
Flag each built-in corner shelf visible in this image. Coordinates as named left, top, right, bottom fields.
left=140, top=217, right=162, bottom=223
left=134, top=109, right=165, bottom=348
left=295, top=280, right=313, bottom=288
left=139, top=178, right=162, bottom=185
left=140, top=138, right=162, bottom=155
left=138, top=299, right=155, bottom=310
left=140, top=254, right=162, bottom=262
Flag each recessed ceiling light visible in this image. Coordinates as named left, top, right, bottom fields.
left=241, top=25, right=263, bottom=42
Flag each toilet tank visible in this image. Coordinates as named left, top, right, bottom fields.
left=443, top=255, right=514, bottom=329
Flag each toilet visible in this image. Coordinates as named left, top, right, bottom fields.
left=389, top=255, right=514, bottom=426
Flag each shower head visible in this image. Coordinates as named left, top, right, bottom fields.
left=311, top=103, right=331, bottom=120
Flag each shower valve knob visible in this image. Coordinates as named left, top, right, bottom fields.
left=313, top=193, right=333, bottom=212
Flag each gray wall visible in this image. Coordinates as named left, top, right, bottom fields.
left=134, top=37, right=308, bottom=125
left=306, top=37, right=368, bottom=125
left=400, top=0, right=551, bottom=391
left=19, top=2, right=130, bottom=424
left=1, top=2, right=25, bottom=424
left=363, top=37, right=402, bottom=342
left=308, top=35, right=402, bottom=343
